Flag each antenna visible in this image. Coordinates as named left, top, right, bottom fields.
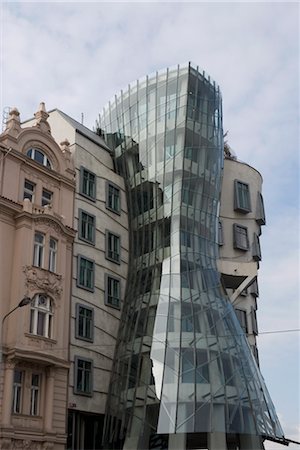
left=2, top=106, right=11, bottom=132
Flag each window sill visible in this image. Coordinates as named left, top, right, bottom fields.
left=25, top=333, right=57, bottom=345
left=105, top=205, right=121, bottom=216
left=79, top=191, right=96, bottom=203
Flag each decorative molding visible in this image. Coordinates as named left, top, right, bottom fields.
left=23, top=265, right=63, bottom=298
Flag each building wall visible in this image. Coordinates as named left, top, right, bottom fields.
left=0, top=104, right=76, bottom=449
left=218, top=155, right=265, bottom=357
left=46, top=110, right=129, bottom=449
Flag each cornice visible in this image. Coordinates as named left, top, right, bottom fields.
left=15, top=211, right=76, bottom=239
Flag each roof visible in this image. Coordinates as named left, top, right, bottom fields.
left=48, top=109, right=112, bottom=153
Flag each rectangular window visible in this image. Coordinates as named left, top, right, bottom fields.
left=49, top=237, right=57, bottom=272
left=235, top=309, right=248, bottom=333
left=12, top=370, right=23, bottom=414
left=105, top=275, right=121, bottom=309
left=106, top=231, right=120, bottom=264
left=30, top=374, right=40, bottom=416
left=41, top=188, right=53, bottom=207
left=251, top=307, right=258, bottom=335
left=77, top=256, right=94, bottom=291
left=181, top=230, right=192, bottom=248
left=76, top=304, right=94, bottom=341
left=250, top=278, right=259, bottom=297
left=24, top=180, right=35, bottom=202
left=234, top=180, right=251, bottom=213
left=74, top=357, right=93, bottom=396
left=79, top=209, right=95, bottom=244
left=252, top=233, right=262, bottom=261
left=80, top=167, right=96, bottom=201
left=218, top=220, right=224, bottom=246
left=181, top=349, right=209, bottom=384
left=256, top=192, right=266, bottom=225
left=107, top=182, right=120, bottom=213
left=233, top=224, right=249, bottom=250
left=33, top=232, right=45, bottom=267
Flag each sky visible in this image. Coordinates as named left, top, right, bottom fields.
left=1, top=1, right=299, bottom=448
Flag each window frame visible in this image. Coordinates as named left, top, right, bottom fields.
left=105, top=230, right=121, bottom=264
left=106, top=181, right=121, bottom=214
left=75, top=303, right=94, bottom=342
left=26, top=147, right=52, bottom=169
left=78, top=209, right=96, bottom=245
left=234, top=179, right=251, bottom=213
left=41, top=188, right=53, bottom=207
left=77, top=255, right=95, bottom=291
left=233, top=223, right=249, bottom=251
left=48, top=237, right=57, bottom=272
left=24, top=179, right=35, bottom=202
left=74, top=357, right=93, bottom=396
left=218, top=220, right=224, bottom=246
left=33, top=232, right=45, bottom=268
left=30, top=373, right=40, bottom=416
left=105, top=274, right=121, bottom=310
left=79, top=166, right=96, bottom=201
left=256, top=191, right=266, bottom=226
left=12, top=369, right=23, bottom=414
left=29, top=294, right=53, bottom=339
left=235, top=309, right=248, bottom=333
left=252, top=232, right=262, bottom=261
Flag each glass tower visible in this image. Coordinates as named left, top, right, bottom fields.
left=98, top=63, right=285, bottom=450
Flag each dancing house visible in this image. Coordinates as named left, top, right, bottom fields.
left=97, top=63, right=287, bottom=450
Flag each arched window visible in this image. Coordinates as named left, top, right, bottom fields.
left=29, top=294, right=53, bottom=338
left=26, top=148, right=52, bottom=169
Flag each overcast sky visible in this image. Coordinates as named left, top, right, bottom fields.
left=1, top=1, right=299, bottom=447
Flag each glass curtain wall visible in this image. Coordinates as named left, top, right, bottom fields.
left=98, top=63, right=285, bottom=449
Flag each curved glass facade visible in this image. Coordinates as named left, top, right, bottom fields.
left=98, top=63, right=285, bottom=449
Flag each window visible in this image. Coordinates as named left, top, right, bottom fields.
left=234, top=180, right=251, bottom=213
left=252, top=233, right=262, bottom=261
left=106, top=231, right=120, bottom=264
left=107, top=182, right=120, bottom=213
left=33, top=232, right=45, bottom=267
left=24, top=180, right=35, bottom=202
left=80, top=167, right=96, bottom=200
left=251, top=307, right=258, bottom=335
left=105, top=275, right=121, bottom=309
left=250, top=278, right=259, bottom=297
left=12, top=370, right=23, bottom=414
left=76, top=304, right=94, bottom=341
left=79, top=210, right=95, bottom=244
left=181, top=349, right=209, bottom=384
left=181, top=230, right=192, bottom=248
left=235, top=309, right=248, bottom=333
left=256, top=192, right=266, bottom=225
left=49, top=238, right=57, bottom=272
left=26, top=148, right=52, bottom=169
left=29, top=294, right=53, bottom=338
left=77, top=256, right=94, bottom=291
left=233, top=224, right=249, bottom=250
left=74, top=357, right=93, bottom=396
left=218, top=220, right=224, bottom=246
left=42, top=188, right=53, bottom=207
left=30, top=374, right=40, bottom=416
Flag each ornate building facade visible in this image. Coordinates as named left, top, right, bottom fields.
left=0, top=104, right=76, bottom=449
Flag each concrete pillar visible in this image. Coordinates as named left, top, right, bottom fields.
left=208, top=431, right=228, bottom=450
left=44, top=367, right=55, bottom=432
left=2, top=361, right=15, bottom=427
left=169, top=433, right=186, bottom=450
left=239, top=433, right=264, bottom=450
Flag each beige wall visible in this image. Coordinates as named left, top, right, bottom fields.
left=218, top=156, right=264, bottom=357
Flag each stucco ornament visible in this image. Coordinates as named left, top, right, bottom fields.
left=23, top=265, right=62, bottom=297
